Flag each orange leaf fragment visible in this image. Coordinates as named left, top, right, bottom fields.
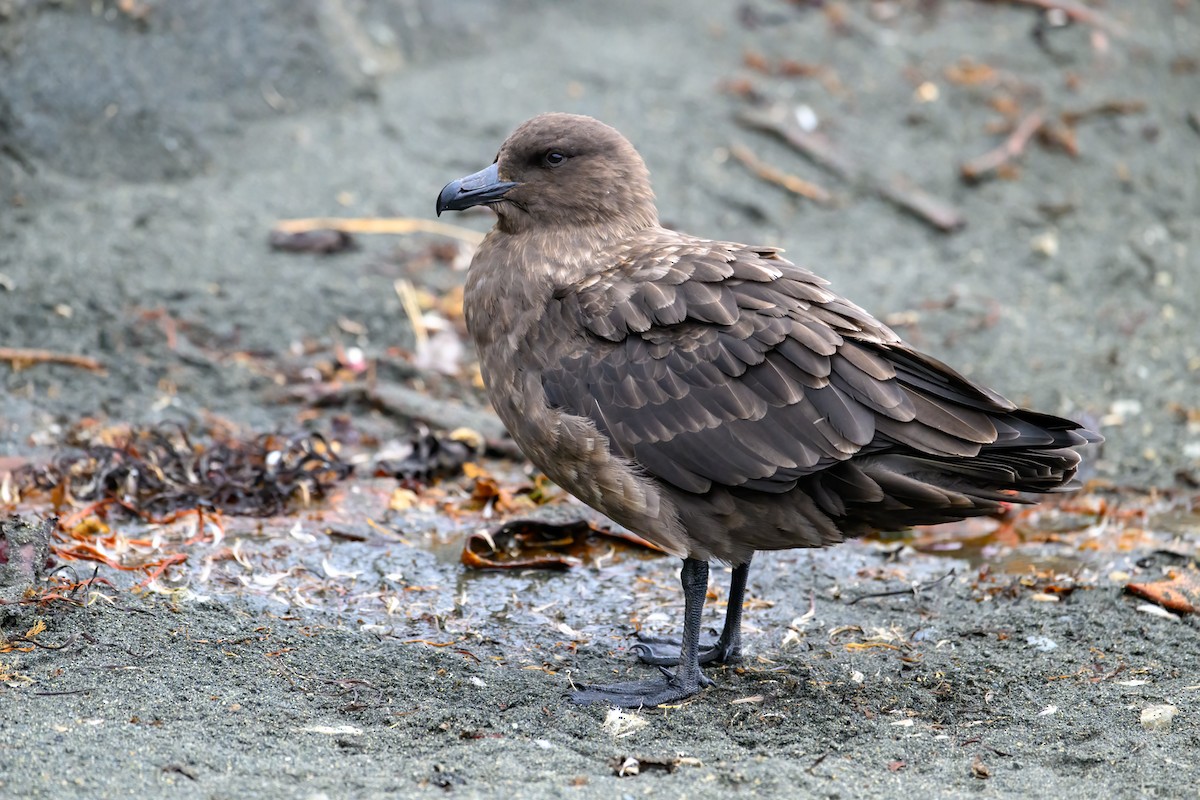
left=944, top=58, right=997, bottom=86
left=1126, top=570, right=1200, bottom=615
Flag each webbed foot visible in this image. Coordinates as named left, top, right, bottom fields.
left=570, top=666, right=713, bottom=707
left=630, top=630, right=741, bottom=666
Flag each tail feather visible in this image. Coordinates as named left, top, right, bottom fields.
left=807, top=407, right=1100, bottom=531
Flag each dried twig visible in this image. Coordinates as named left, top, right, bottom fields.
left=729, top=143, right=832, bottom=204
left=1060, top=100, right=1146, bottom=125
left=960, top=110, right=1046, bottom=183
left=845, top=568, right=957, bottom=605
left=372, top=384, right=523, bottom=460
left=394, top=279, right=429, bottom=351
left=272, top=217, right=485, bottom=246
left=991, top=0, right=1126, bottom=37
left=270, top=382, right=523, bottom=460
left=737, top=106, right=855, bottom=179
left=21, top=633, right=80, bottom=651
left=0, top=348, right=105, bottom=373
left=876, top=176, right=967, bottom=232
left=738, top=104, right=967, bottom=233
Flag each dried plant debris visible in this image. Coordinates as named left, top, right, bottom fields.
left=462, top=519, right=662, bottom=570
left=373, top=426, right=482, bottom=482
left=609, top=754, right=702, bottom=777
left=0, top=347, right=106, bottom=374
left=877, top=175, right=966, bottom=232
left=728, top=142, right=833, bottom=204
left=960, top=110, right=1046, bottom=183
left=998, top=0, right=1126, bottom=37
left=19, top=426, right=352, bottom=519
left=1126, top=569, right=1200, bottom=615
left=737, top=105, right=855, bottom=179
left=736, top=104, right=965, bottom=233
left=271, top=216, right=485, bottom=246
left=268, top=228, right=356, bottom=255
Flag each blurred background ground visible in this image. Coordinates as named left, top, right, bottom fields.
left=0, top=1, right=1198, bottom=798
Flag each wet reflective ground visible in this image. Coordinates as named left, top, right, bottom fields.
left=27, top=463, right=1197, bottom=654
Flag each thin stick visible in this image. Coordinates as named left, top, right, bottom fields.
left=393, top=279, right=429, bottom=351
left=1060, top=99, right=1146, bottom=126
left=20, top=633, right=80, bottom=651
left=0, top=348, right=105, bottom=373
left=960, top=110, right=1046, bottom=183
left=739, top=104, right=966, bottom=233
left=737, top=107, right=856, bottom=179
left=993, top=0, right=1126, bottom=37
left=272, top=217, right=485, bottom=245
left=845, top=568, right=957, bottom=605
left=729, top=143, right=833, bottom=204
left=877, top=176, right=967, bottom=232
left=268, top=382, right=524, bottom=460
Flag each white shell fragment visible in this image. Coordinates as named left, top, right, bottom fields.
left=1140, top=705, right=1179, bottom=732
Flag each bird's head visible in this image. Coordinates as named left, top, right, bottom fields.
left=436, top=113, right=658, bottom=235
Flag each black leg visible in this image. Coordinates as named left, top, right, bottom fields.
left=674, top=557, right=709, bottom=688
left=570, top=558, right=714, bottom=707
left=716, top=558, right=750, bottom=659
left=632, top=556, right=752, bottom=666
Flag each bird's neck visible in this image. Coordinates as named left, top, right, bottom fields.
left=463, top=222, right=639, bottom=349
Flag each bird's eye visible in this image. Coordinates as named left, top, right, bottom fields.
left=543, top=151, right=567, bottom=167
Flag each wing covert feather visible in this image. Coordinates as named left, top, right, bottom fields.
left=538, top=236, right=1029, bottom=494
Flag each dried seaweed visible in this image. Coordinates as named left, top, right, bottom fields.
left=19, top=426, right=352, bottom=519
left=374, top=426, right=480, bottom=483
left=462, top=519, right=662, bottom=570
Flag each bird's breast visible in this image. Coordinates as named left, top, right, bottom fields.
left=469, top=314, right=690, bottom=558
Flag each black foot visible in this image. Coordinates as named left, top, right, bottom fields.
left=570, top=668, right=714, bottom=708
left=631, top=631, right=741, bottom=666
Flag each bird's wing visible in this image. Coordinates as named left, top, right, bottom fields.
left=539, top=236, right=1034, bottom=495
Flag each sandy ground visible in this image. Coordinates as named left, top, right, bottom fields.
left=1, top=0, right=1199, bottom=797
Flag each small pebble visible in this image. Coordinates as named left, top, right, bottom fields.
left=914, top=82, right=940, bottom=103
left=1030, top=229, right=1058, bottom=258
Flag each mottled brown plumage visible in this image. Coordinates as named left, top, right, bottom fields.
left=437, top=112, right=1099, bottom=707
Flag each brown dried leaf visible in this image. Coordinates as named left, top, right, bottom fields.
left=944, top=58, right=997, bottom=86
left=779, top=59, right=824, bottom=78
left=743, top=50, right=771, bottom=73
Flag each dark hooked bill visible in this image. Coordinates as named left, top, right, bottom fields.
left=436, top=162, right=518, bottom=216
